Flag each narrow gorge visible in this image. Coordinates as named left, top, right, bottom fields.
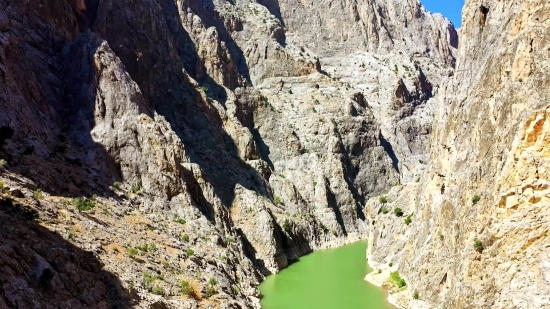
left=0, top=0, right=548, bottom=308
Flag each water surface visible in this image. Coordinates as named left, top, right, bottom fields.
left=259, top=241, right=394, bottom=309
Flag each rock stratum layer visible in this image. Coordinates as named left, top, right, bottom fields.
left=366, top=1, right=550, bottom=309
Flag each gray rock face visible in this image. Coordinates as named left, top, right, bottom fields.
left=366, top=1, right=550, bottom=308
left=0, top=0, right=455, bottom=307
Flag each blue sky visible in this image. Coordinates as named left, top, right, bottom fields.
left=421, top=0, right=465, bottom=27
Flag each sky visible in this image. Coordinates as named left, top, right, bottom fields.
left=420, top=0, right=465, bottom=28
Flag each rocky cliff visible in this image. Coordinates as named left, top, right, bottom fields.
left=0, top=0, right=457, bottom=308
left=366, top=1, right=550, bottom=308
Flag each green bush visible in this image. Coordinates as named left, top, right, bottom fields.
left=143, top=271, right=155, bottom=289
left=282, top=219, right=291, bottom=232
left=181, top=235, right=190, bottom=242
left=416, top=177, right=420, bottom=183
left=72, top=197, right=95, bottom=211
left=274, top=195, right=282, bottom=205
left=113, top=182, right=122, bottom=190
left=394, top=207, right=404, bottom=217
left=390, top=271, right=406, bottom=288
left=201, top=86, right=209, bottom=93
left=404, top=214, right=412, bottom=225
left=186, top=248, right=194, bottom=257
left=472, top=195, right=481, bottom=205
left=174, top=214, right=186, bottom=224
left=0, top=159, right=7, bottom=167
left=33, top=189, right=44, bottom=200
left=379, top=196, right=388, bottom=204
left=180, top=280, right=195, bottom=296
left=127, top=248, right=139, bottom=257
left=474, top=238, right=483, bottom=252
left=208, top=278, right=217, bottom=286
left=152, top=286, right=164, bottom=295
left=204, top=286, right=217, bottom=298
left=413, top=291, right=419, bottom=300
left=381, top=207, right=389, bottom=214
left=389, top=262, right=393, bottom=267
left=131, top=185, right=141, bottom=194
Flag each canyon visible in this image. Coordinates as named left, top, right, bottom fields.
left=0, top=0, right=548, bottom=308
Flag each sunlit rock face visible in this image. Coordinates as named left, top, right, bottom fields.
left=366, top=1, right=550, bottom=308
left=0, top=0, right=456, bottom=307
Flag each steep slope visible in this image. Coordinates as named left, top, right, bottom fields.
left=0, top=0, right=455, bottom=308
left=366, top=1, right=550, bottom=308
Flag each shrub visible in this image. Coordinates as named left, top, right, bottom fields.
left=186, top=248, right=194, bottom=257
left=404, top=214, right=412, bottom=225
left=143, top=271, right=155, bottom=289
left=0, top=159, right=6, bottom=167
left=274, top=195, right=282, bottom=205
left=72, top=197, right=95, bottom=211
left=152, top=286, right=164, bottom=295
left=413, top=291, right=419, bottom=300
left=131, top=185, right=141, bottom=194
left=438, top=231, right=444, bottom=240
left=204, top=286, right=217, bottom=298
left=416, top=177, right=420, bottom=183
left=33, top=189, right=44, bottom=200
left=288, top=89, right=293, bottom=94
left=148, top=243, right=157, bottom=252
left=113, top=182, right=122, bottom=190
left=181, top=235, right=190, bottom=242
left=472, top=195, right=481, bottom=205
left=127, top=248, right=139, bottom=257
left=201, top=86, right=209, bottom=93
left=390, top=271, right=406, bottom=288
left=474, top=238, right=483, bottom=253
left=180, top=280, right=195, bottom=296
left=208, top=278, right=217, bottom=286
left=389, top=262, right=393, bottom=267
left=174, top=214, right=186, bottom=224
left=379, top=196, right=388, bottom=204
left=394, top=207, right=404, bottom=217
left=282, top=219, right=291, bottom=232
left=381, top=207, right=389, bottom=214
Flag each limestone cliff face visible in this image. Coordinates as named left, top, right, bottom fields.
left=366, top=1, right=550, bottom=308
left=0, top=0, right=455, bottom=308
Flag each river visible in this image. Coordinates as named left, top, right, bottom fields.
left=259, top=240, right=394, bottom=309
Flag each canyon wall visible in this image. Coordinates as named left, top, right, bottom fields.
left=0, top=0, right=457, bottom=308
left=366, top=1, right=550, bottom=308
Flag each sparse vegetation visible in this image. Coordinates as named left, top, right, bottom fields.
left=127, top=247, right=139, bottom=257
left=181, top=235, right=190, bottom=242
left=174, top=214, right=186, bottom=224
left=389, top=262, right=393, bottom=267
left=72, top=197, right=95, bottom=211
left=438, top=231, right=444, bottom=240
left=288, top=89, right=293, bottom=94
left=390, top=271, right=406, bottom=288
left=474, top=238, right=483, bottom=253
left=413, top=291, right=419, bottom=300
left=404, top=214, right=412, bottom=225
left=472, top=195, right=481, bottom=205
left=379, top=196, right=388, bottom=204
left=416, top=177, right=420, bottom=183
left=113, top=182, right=122, bottom=190
left=394, top=207, right=404, bottom=217
left=186, top=248, right=194, bottom=257
left=33, top=189, right=43, bottom=200
left=282, top=219, right=291, bottom=232
left=152, top=286, right=164, bottom=295
left=0, top=180, right=4, bottom=191
left=201, top=86, right=209, bottom=93
left=131, top=185, right=141, bottom=194
left=180, top=280, right=195, bottom=296
left=274, top=195, right=282, bottom=205
left=0, top=159, right=6, bottom=167
left=381, top=207, right=389, bottom=214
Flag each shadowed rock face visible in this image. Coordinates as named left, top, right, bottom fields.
left=0, top=0, right=456, bottom=307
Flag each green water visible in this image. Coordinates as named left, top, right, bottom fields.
left=259, top=241, right=394, bottom=309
